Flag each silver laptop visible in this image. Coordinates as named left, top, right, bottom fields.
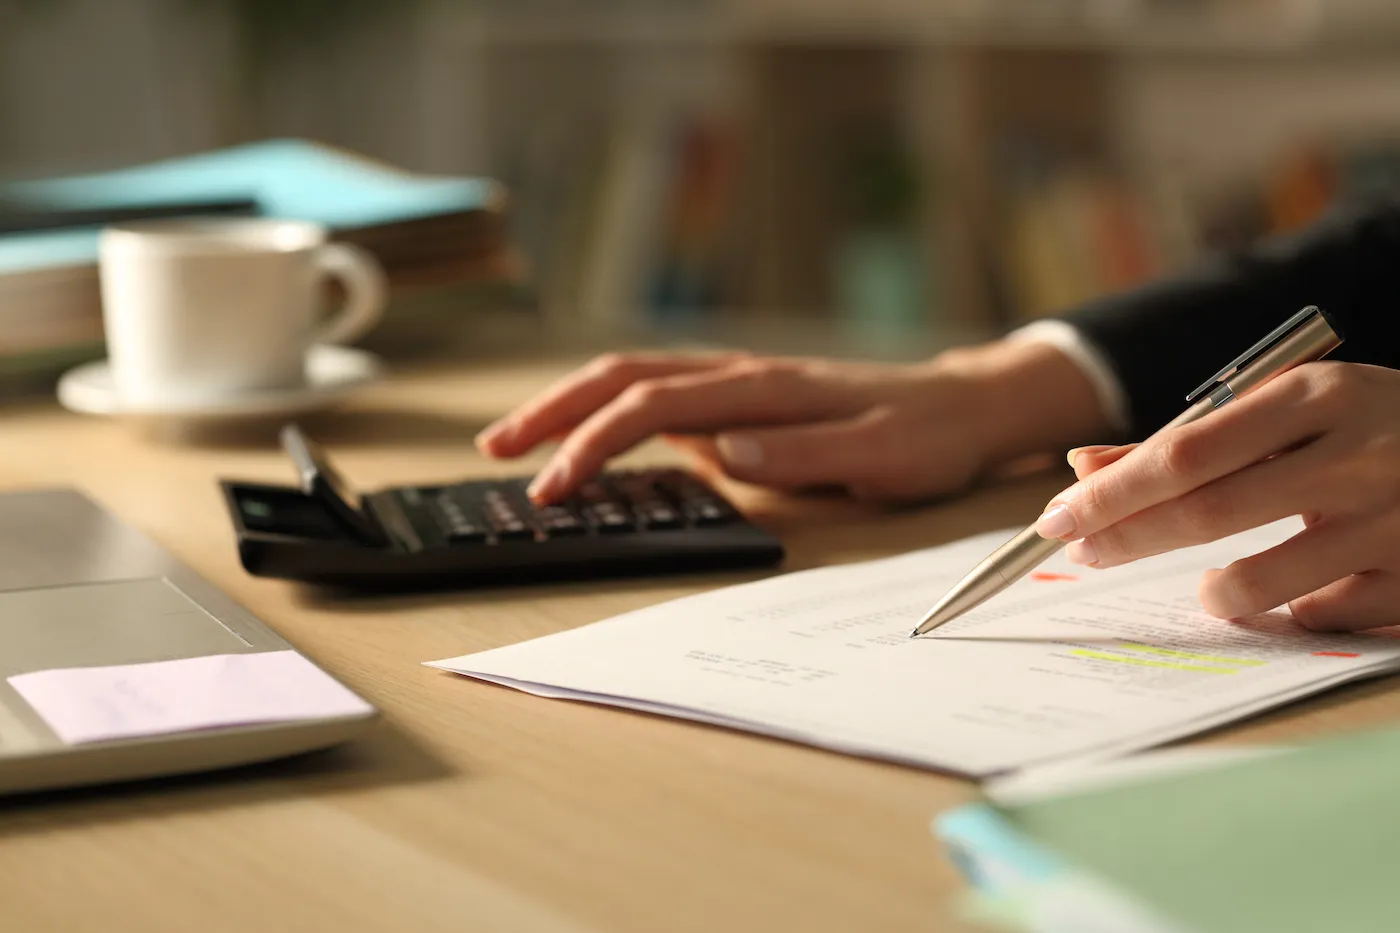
left=0, top=488, right=376, bottom=795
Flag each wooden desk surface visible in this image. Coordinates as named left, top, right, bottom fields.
left=2, top=356, right=1399, bottom=933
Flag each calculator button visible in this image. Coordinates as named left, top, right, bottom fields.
left=446, top=524, right=488, bottom=544
left=686, top=501, right=732, bottom=526
left=492, top=521, right=536, bottom=541
left=542, top=520, right=587, bottom=537
left=656, top=473, right=739, bottom=526
left=480, top=488, right=539, bottom=541
left=535, top=504, right=586, bottom=537
left=573, top=480, right=636, bottom=533
left=613, top=474, right=686, bottom=530
left=583, top=503, right=634, bottom=533
left=431, top=492, right=490, bottom=543
left=640, top=505, right=683, bottom=530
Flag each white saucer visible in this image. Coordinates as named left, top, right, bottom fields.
left=58, top=344, right=385, bottom=420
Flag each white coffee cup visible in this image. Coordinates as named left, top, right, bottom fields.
left=98, top=218, right=386, bottom=406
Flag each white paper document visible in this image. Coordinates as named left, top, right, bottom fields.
left=428, top=521, right=1400, bottom=776
left=9, top=650, right=374, bottom=745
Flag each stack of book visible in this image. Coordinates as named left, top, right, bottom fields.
left=0, top=139, right=515, bottom=378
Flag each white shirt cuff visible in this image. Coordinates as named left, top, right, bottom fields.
left=1006, top=319, right=1131, bottom=437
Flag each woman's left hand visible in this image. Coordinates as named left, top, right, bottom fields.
left=1033, top=361, right=1400, bottom=631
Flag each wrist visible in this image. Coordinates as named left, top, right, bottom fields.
left=920, top=339, right=1115, bottom=470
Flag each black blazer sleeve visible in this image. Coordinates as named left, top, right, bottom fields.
left=1058, top=197, right=1400, bottom=440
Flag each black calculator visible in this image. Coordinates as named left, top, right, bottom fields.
left=219, top=424, right=784, bottom=589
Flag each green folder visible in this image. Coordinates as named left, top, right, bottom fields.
left=990, top=726, right=1400, bottom=933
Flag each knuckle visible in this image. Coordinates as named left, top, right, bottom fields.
left=586, top=352, right=634, bottom=379
left=1092, top=522, right=1136, bottom=563
left=724, top=357, right=778, bottom=379
left=731, top=357, right=809, bottom=392
left=1216, top=558, right=1274, bottom=616
left=1304, top=362, right=1362, bottom=413
left=1371, top=429, right=1400, bottom=467
left=1155, top=430, right=1209, bottom=484
left=1073, top=477, right=1113, bottom=526
left=617, top=380, right=666, bottom=410
left=1364, top=434, right=1400, bottom=506
left=1288, top=596, right=1334, bottom=631
left=857, top=405, right=900, bottom=434
left=1178, top=484, right=1232, bottom=539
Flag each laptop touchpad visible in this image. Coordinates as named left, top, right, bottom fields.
left=0, top=577, right=252, bottom=678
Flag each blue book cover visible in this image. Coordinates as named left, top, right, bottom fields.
left=934, top=803, right=1184, bottom=933
left=0, top=139, right=502, bottom=275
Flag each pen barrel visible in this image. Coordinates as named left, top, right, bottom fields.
left=961, top=525, right=1067, bottom=603
left=982, top=525, right=1066, bottom=580
left=912, top=525, right=1068, bottom=634
left=1223, top=312, right=1341, bottom=396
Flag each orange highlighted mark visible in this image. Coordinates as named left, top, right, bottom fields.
left=1313, top=651, right=1360, bottom=658
left=1032, top=572, right=1080, bottom=582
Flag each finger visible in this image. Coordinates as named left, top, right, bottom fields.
left=1197, top=517, right=1375, bottom=619
left=1069, top=444, right=1136, bottom=480
left=527, top=364, right=850, bottom=502
left=1036, top=368, right=1333, bottom=542
left=477, top=353, right=745, bottom=457
left=662, top=433, right=721, bottom=462
left=712, top=411, right=910, bottom=490
left=663, top=435, right=728, bottom=477
left=1068, top=438, right=1338, bottom=569
left=1286, top=572, right=1400, bottom=632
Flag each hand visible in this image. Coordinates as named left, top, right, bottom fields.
left=476, top=340, right=1110, bottom=505
left=1036, top=361, right=1400, bottom=631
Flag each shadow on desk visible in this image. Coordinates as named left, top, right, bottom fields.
left=291, top=567, right=774, bottom=615
left=132, top=407, right=493, bottom=450
left=0, top=719, right=454, bottom=839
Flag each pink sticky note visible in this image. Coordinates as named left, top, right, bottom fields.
left=7, top=650, right=373, bottom=745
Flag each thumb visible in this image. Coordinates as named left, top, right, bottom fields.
left=1068, top=443, right=1137, bottom=480
left=715, top=415, right=900, bottom=490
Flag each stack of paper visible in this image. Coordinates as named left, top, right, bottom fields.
left=937, top=725, right=1400, bottom=933
left=429, top=521, right=1400, bottom=776
left=0, top=139, right=509, bottom=372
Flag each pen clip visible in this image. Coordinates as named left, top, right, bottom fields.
left=1185, top=305, right=1321, bottom=403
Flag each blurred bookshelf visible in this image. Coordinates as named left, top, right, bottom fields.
left=6, top=0, right=1400, bottom=369
left=429, top=0, right=1400, bottom=360
left=441, top=0, right=1400, bottom=52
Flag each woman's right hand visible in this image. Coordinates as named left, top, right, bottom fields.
left=475, top=338, right=1113, bottom=505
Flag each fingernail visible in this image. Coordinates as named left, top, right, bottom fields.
left=1066, top=445, right=1116, bottom=468
left=527, top=460, right=569, bottom=503
left=1035, top=503, right=1077, bottom=540
left=1066, top=537, right=1099, bottom=567
left=476, top=421, right=511, bottom=451
left=717, top=434, right=764, bottom=468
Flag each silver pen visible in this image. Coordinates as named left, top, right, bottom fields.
left=910, top=304, right=1344, bottom=638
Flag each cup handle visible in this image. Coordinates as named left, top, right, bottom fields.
left=311, top=242, right=387, bottom=346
